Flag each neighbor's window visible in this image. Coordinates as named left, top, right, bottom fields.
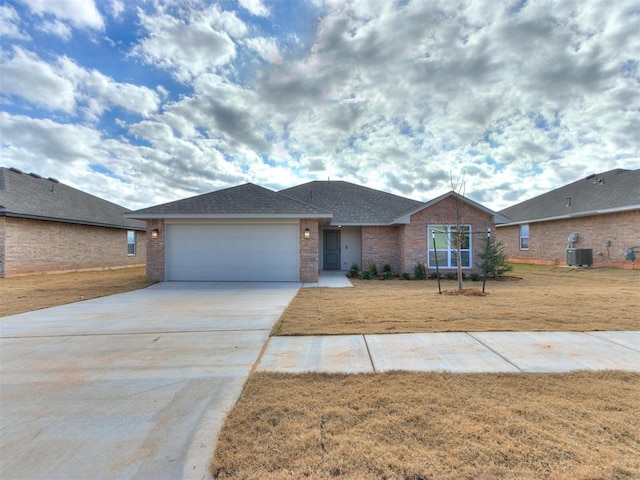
left=520, top=224, right=529, bottom=250
left=427, top=225, right=472, bottom=268
left=127, top=230, right=136, bottom=256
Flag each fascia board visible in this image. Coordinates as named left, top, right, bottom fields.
left=495, top=204, right=640, bottom=227
left=125, top=213, right=334, bottom=220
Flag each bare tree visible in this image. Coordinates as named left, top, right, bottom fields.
left=450, top=173, right=468, bottom=291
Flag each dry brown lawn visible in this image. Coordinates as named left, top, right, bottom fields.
left=0, top=267, right=155, bottom=317
left=213, top=371, right=640, bottom=480
left=273, top=264, right=640, bottom=335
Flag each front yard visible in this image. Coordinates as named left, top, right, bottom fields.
left=0, top=267, right=154, bottom=317
left=273, top=264, right=640, bottom=335
left=213, top=371, right=640, bottom=479
left=215, top=265, right=640, bottom=479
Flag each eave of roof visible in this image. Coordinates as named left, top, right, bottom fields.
left=125, top=213, right=333, bottom=220
left=496, top=204, right=640, bottom=227
left=1, top=211, right=146, bottom=230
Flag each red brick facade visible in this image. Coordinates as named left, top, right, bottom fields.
left=362, top=196, right=494, bottom=275
left=299, top=219, right=319, bottom=282
left=145, top=219, right=165, bottom=281
left=495, top=210, right=640, bottom=269
left=0, top=217, right=146, bottom=277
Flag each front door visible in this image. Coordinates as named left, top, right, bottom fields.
left=323, top=230, right=341, bottom=270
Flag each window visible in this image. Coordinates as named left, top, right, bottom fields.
left=427, top=225, right=472, bottom=268
left=127, top=231, right=136, bottom=256
left=520, top=224, right=529, bottom=250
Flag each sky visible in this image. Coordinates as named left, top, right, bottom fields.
left=1, top=0, right=639, bottom=212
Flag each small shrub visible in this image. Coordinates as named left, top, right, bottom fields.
left=383, top=263, right=392, bottom=273
left=382, top=271, right=393, bottom=280
left=414, top=262, right=426, bottom=280
left=348, top=263, right=360, bottom=278
left=401, top=272, right=411, bottom=280
left=477, top=238, right=513, bottom=278
left=428, top=271, right=439, bottom=279
left=445, top=272, right=457, bottom=280
left=361, top=269, right=372, bottom=280
left=368, top=262, right=378, bottom=276
left=469, top=272, right=480, bottom=281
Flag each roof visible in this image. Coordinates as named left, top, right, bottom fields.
left=128, top=182, right=332, bottom=219
left=280, top=180, right=422, bottom=225
left=0, top=167, right=145, bottom=230
left=498, top=168, right=640, bottom=225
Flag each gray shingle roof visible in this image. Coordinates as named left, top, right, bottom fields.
left=499, top=168, right=640, bottom=223
left=129, top=183, right=332, bottom=218
left=279, top=180, right=422, bottom=224
left=0, top=167, right=145, bottom=230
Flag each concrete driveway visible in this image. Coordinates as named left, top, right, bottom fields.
left=0, top=282, right=300, bottom=480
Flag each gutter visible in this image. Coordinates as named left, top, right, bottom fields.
left=496, top=204, right=640, bottom=227
left=1, top=212, right=146, bottom=231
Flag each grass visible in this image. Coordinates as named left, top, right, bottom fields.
left=212, top=371, right=640, bottom=479
left=0, top=267, right=155, bottom=317
left=272, top=264, right=640, bottom=335
left=217, top=265, right=640, bottom=478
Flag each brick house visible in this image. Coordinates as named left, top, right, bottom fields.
left=495, top=168, right=640, bottom=269
left=0, top=167, right=146, bottom=277
left=127, top=180, right=505, bottom=282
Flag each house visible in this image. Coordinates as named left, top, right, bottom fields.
left=0, top=167, right=146, bottom=277
left=127, top=180, right=506, bottom=282
left=495, top=168, right=640, bottom=268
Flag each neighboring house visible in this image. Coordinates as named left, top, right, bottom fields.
left=495, top=168, right=640, bottom=268
left=127, top=180, right=506, bottom=282
left=0, top=167, right=146, bottom=277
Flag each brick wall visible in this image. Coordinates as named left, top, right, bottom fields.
left=361, top=226, right=401, bottom=272
left=0, top=216, right=6, bottom=278
left=495, top=210, right=640, bottom=268
left=145, top=219, right=165, bottom=281
left=400, top=196, right=493, bottom=274
left=2, top=217, right=146, bottom=277
left=299, top=219, right=319, bottom=282
left=360, top=196, right=494, bottom=275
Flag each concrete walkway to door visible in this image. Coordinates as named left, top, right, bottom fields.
left=0, top=282, right=300, bottom=480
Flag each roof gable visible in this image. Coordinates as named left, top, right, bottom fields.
left=499, top=169, right=640, bottom=223
left=129, top=183, right=332, bottom=218
left=279, top=180, right=422, bottom=224
left=0, top=167, right=145, bottom=230
left=393, top=190, right=510, bottom=224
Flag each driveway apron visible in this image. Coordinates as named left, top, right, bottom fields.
left=0, top=282, right=299, bottom=480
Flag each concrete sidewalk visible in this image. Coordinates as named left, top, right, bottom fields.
left=257, top=331, right=640, bottom=374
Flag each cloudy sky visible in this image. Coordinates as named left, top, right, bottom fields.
left=1, top=0, right=639, bottom=211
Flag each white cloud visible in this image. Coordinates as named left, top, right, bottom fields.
left=133, top=4, right=247, bottom=82
left=17, top=0, right=104, bottom=30
left=38, top=19, right=72, bottom=41
left=0, top=5, right=29, bottom=40
left=244, top=36, right=283, bottom=64
left=58, top=57, right=161, bottom=119
left=0, top=48, right=76, bottom=112
left=238, top=0, right=270, bottom=18
left=0, top=48, right=160, bottom=119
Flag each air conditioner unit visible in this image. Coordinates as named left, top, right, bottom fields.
left=566, top=248, right=593, bottom=266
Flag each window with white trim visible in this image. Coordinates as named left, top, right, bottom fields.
left=519, top=224, right=529, bottom=250
left=427, top=225, right=472, bottom=268
left=127, top=230, right=136, bottom=256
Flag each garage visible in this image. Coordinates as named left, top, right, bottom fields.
left=165, top=222, right=299, bottom=281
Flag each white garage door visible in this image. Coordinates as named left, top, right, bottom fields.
left=166, top=223, right=299, bottom=281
